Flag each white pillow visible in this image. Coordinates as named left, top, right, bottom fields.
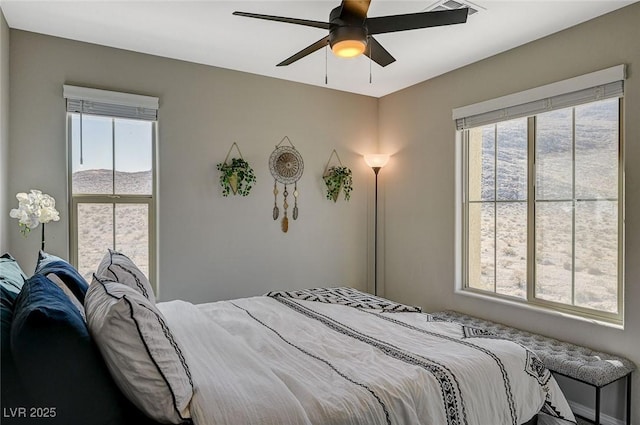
left=96, top=249, right=155, bottom=303
left=85, top=275, right=193, bottom=424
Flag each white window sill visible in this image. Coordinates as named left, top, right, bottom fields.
left=453, top=288, right=624, bottom=330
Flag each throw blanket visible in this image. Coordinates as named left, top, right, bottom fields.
left=265, top=287, right=422, bottom=312
left=159, top=292, right=575, bottom=425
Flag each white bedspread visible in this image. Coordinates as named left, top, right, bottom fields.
left=158, top=295, right=576, bottom=425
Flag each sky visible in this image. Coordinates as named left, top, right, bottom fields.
left=71, top=113, right=153, bottom=174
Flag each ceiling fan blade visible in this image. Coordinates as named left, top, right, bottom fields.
left=277, top=36, right=330, bottom=66
left=367, top=8, right=468, bottom=35
left=233, top=11, right=330, bottom=30
left=339, top=0, right=371, bottom=21
left=365, top=37, right=396, bottom=67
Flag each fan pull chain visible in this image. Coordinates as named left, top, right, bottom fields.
left=368, top=36, right=372, bottom=84
left=272, top=180, right=279, bottom=220
left=282, top=185, right=289, bottom=232
left=325, top=44, right=328, bottom=85
left=293, top=182, right=299, bottom=220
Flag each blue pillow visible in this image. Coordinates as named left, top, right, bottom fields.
left=34, top=251, right=89, bottom=304
left=33, top=250, right=66, bottom=270
left=1, top=286, right=31, bottom=415
left=0, top=253, right=26, bottom=294
left=10, top=274, right=131, bottom=425
left=1, top=253, right=30, bottom=415
left=1, top=286, right=17, bottom=354
left=1, top=286, right=20, bottom=351
left=1, top=287, right=15, bottom=354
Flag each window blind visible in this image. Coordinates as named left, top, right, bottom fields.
left=452, top=65, right=625, bottom=130
left=63, top=85, right=159, bottom=121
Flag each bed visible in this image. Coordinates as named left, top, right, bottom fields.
left=153, top=288, right=576, bottom=425
left=2, top=251, right=577, bottom=425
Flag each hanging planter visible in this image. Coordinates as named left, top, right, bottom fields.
left=216, top=143, right=256, bottom=197
left=323, top=150, right=352, bottom=202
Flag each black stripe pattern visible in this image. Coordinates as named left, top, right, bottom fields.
left=273, top=296, right=467, bottom=425
left=365, top=310, right=519, bottom=425
left=230, top=301, right=392, bottom=425
left=112, top=262, right=150, bottom=299
left=266, top=287, right=421, bottom=312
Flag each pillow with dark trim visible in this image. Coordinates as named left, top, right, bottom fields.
left=85, top=275, right=193, bottom=424
left=35, top=251, right=89, bottom=304
left=10, top=274, right=131, bottom=425
left=96, top=249, right=155, bottom=303
left=0, top=253, right=26, bottom=294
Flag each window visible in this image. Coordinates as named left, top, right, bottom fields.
left=466, top=118, right=528, bottom=300
left=456, top=66, right=624, bottom=324
left=64, top=86, right=158, bottom=288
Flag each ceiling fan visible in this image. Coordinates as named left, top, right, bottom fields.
left=233, top=0, right=469, bottom=67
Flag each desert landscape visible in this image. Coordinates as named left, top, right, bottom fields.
left=72, top=169, right=151, bottom=280
left=467, top=98, right=619, bottom=313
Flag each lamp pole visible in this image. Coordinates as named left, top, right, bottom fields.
left=364, top=153, right=389, bottom=297
left=372, top=166, right=381, bottom=296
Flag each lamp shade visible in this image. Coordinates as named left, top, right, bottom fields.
left=364, top=154, right=390, bottom=169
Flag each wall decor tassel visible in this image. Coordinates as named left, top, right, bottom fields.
left=282, top=185, right=289, bottom=232
left=272, top=181, right=280, bottom=220
left=292, top=182, right=299, bottom=220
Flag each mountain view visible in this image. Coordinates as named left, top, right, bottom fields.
left=72, top=169, right=152, bottom=281
left=73, top=169, right=153, bottom=195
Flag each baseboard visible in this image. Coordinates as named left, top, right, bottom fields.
left=569, top=400, right=625, bottom=425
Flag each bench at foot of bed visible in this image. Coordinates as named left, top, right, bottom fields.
left=430, top=311, right=635, bottom=425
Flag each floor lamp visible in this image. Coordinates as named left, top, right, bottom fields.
left=364, top=154, right=390, bottom=296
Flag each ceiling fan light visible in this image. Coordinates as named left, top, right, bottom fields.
left=331, top=39, right=367, bottom=58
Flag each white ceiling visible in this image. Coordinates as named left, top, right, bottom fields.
left=1, top=0, right=635, bottom=98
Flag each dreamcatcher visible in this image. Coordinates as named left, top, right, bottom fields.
left=269, top=136, right=304, bottom=233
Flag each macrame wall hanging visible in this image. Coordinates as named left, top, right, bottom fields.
left=269, top=136, right=304, bottom=233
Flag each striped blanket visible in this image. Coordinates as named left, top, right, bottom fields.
left=158, top=288, right=575, bottom=425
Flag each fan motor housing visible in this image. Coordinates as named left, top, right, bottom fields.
left=329, top=6, right=368, bottom=50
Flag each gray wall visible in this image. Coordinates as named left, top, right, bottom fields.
left=379, top=3, right=640, bottom=423
left=7, top=30, right=379, bottom=301
left=0, top=11, right=9, bottom=253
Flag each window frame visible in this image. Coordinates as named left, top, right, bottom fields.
left=460, top=99, right=624, bottom=325
left=66, top=113, right=158, bottom=292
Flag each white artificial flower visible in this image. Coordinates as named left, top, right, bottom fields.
left=38, top=194, right=59, bottom=223
left=9, top=189, right=60, bottom=236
